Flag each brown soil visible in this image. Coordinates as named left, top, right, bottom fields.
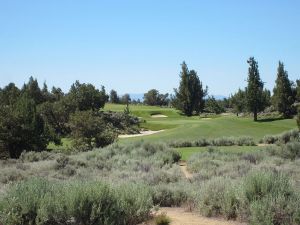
left=141, top=207, right=246, bottom=225
left=179, top=161, right=193, bottom=179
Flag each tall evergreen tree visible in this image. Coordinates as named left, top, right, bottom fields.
left=0, top=94, right=49, bottom=158
left=109, top=89, right=120, bottom=103
left=295, top=79, right=300, bottom=103
left=230, top=88, right=247, bottom=115
left=272, top=61, right=294, bottom=118
left=246, top=57, right=265, bottom=121
left=174, top=62, right=206, bottom=116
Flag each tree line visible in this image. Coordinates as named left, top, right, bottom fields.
left=168, top=58, right=299, bottom=121
left=0, top=57, right=299, bottom=158
left=0, top=78, right=139, bottom=158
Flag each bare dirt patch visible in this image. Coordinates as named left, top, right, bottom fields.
left=179, top=161, right=193, bottom=179
left=151, top=114, right=168, bottom=118
left=141, top=207, right=246, bottom=225
left=118, top=130, right=165, bottom=138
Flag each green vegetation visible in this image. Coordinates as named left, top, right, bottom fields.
left=1, top=58, right=300, bottom=225
left=172, top=61, right=206, bottom=116
left=246, top=57, right=269, bottom=121
left=0, top=179, right=152, bottom=225
left=154, top=213, right=171, bottom=225
left=144, top=89, right=169, bottom=106
left=177, top=146, right=263, bottom=161
left=272, top=61, right=295, bottom=118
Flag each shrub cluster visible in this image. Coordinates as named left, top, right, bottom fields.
left=195, top=171, right=300, bottom=224
left=267, top=141, right=300, bottom=160
left=261, top=129, right=299, bottom=144
left=169, top=136, right=255, bottom=148
left=0, top=178, right=152, bottom=225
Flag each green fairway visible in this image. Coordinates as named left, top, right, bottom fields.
left=109, top=104, right=297, bottom=143
left=177, top=145, right=265, bottom=161
left=49, top=104, right=297, bottom=150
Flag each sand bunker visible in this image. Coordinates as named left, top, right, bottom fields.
left=151, top=114, right=168, bottom=118
left=118, top=130, right=165, bottom=138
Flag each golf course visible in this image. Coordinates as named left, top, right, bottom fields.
left=1, top=1, right=300, bottom=224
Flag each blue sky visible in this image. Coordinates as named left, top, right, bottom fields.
left=0, top=0, right=299, bottom=96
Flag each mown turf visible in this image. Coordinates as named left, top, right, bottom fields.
left=111, top=103, right=296, bottom=143
left=49, top=104, right=297, bottom=150
left=177, top=145, right=265, bottom=161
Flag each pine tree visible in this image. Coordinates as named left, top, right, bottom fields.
left=246, top=57, right=265, bottom=121
left=174, top=62, right=206, bottom=116
left=272, top=61, right=294, bottom=118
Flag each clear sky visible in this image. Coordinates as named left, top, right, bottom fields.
left=0, top=0, right=299, bottom=96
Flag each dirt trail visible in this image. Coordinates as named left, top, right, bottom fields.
left=179, top=161, right=193, bottom=179
left=141, top=207, right=246, bottom=225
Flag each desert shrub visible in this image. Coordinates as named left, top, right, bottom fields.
left=211, top=137, right=236, bottom=146
left=280, top=142, right=300, bottom=160
left=267, top=142, right=300, bottom=160
left=249, top=194, right=300, bottom=225
left=54, top=155, right=71, bottom=170
left=168, top=140, right=194, bottom=148
left=240, top=152, right=264, bottom=164
left=115, top=183, right=152, bottom=224
left=0, top=167, right=24, bottom=184
left=154, top=213, right=171, bottom=225
left=262, top=129, right=299, bottom=144
left=262, top=134, right=278, bottom=144
left=152, top=183, right=190, bottom=207
left=196, top=177, right=236, bottom=217
left=194, top=138, right=211, bottom=147
left=20, top=151, right=55, bottom=162
left=187, top=151, right=249, bottom=179
left=235, top=136, right=255, bottom=146
left=169, top=136, right=255, bottom=148
left=0, top=178, right=153, bottom=225
left=0, top=178, right=53, bottom=225
left=237, top=171, right=297, bottom=222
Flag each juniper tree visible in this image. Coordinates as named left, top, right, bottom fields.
left=174, top=62, right=206, bottom=116
left=272, top=61, right=294, bottom=118
left=246, top=57, right=265, bottom=121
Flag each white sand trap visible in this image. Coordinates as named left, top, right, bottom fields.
left=118, top=130, right=165, bottom=138
left=201, top=118, right=212, bottom=120
left=151, top=114, right=168, bottom=118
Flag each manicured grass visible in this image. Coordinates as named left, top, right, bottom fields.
left=105, top=103, right=181, bottom=118
left=177, top=145, right=265, bottom=161
left=114, top=103, right=297, bottom=143
left=48, top=138, right=73, bottom=151
left=48, top=104, right=298, bottom=150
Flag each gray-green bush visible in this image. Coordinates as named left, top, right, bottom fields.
left=0, top=178, right=152, bottom=225
left=169, top=136, right=255, bottom=148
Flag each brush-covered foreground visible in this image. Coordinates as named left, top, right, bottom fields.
left=1, top=134, right=300, bottom=225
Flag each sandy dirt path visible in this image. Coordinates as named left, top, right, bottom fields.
left=179, top=161, right=193, bottom=179
left=141, top=207, right=246, bottom=225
